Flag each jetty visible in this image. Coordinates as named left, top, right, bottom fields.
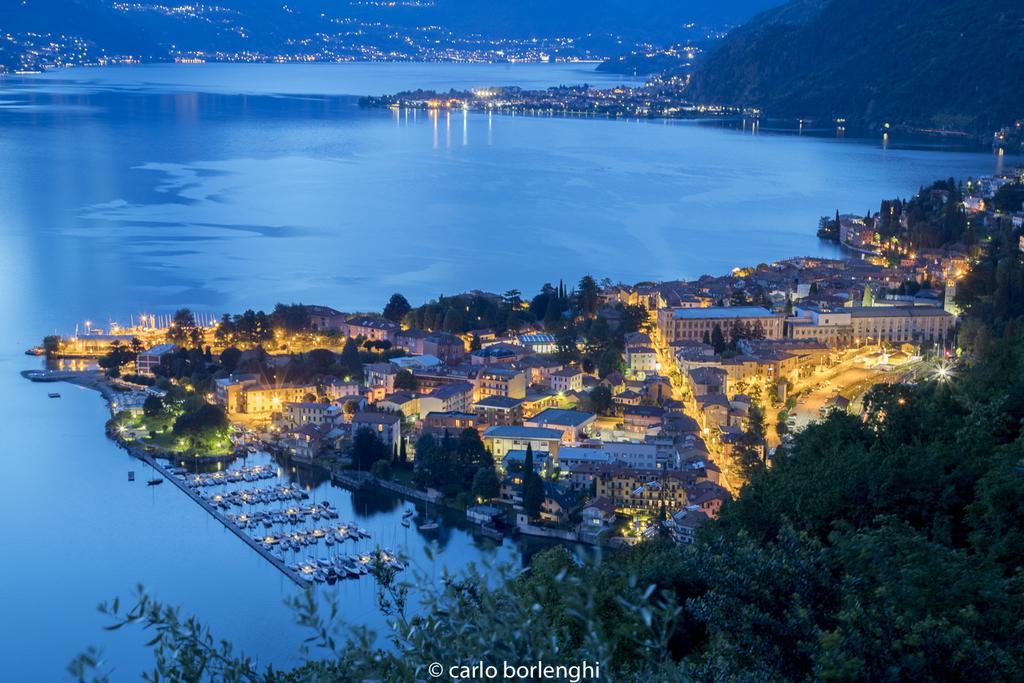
left=134, top=449, right=307, bottom=586
left=138, top=452, right=407, bottom=586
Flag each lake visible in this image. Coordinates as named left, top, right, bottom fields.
left=0, top=62, right=1014, bottom=680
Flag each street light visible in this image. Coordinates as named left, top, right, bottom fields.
left=933, top=361, right=954, bottom=383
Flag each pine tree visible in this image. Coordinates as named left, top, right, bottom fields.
left=521, top=444, right=544, bottom=520
left=711, top=324, right=727, bottom=354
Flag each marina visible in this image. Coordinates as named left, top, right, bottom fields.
left=135, top=451, right=407, bottom=587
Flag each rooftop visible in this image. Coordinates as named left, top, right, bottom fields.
left=474, top=395, right=524, bottom=410
left=483, top=425, right=563, bottom=440
left=849, top=306, right=954, bottom=318
left=527, top=408, right=596, bottom=428
left=428, top=381, right=474, bottom=399
left=672, top=306, right=778, bottom=320
left=141, top=343, right=178, bottom=356
left=352, top=411, right=401, bottom=425
left=556, top=446, right=616, bottom=463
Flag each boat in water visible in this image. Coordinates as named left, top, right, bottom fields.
left=48, top=392, right=61, bottom=399
left=146, top=478, right=163, bottom=486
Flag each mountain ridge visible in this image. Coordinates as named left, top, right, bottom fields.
left=687, top=0, right=1024, bottom=134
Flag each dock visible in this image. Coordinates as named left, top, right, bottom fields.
left=132, top=449, right=306, bottom=587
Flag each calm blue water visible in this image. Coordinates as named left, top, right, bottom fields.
left=0, top=62, right=1014, bottom=680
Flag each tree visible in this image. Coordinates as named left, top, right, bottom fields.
left=521, top=445, right=544, bottom=520
left=352, top=427, right=387, bottom=470
left=623, top=304, right=648, bottom=333
left=142, top=395, right=164, bottom=418
left=501, top=289, right=522, bottom=312
left=342, top=399, right=361, bottom=419
left=589, top=385, right=613, bottom=414
left=471, top=466, right=500, bottom=501
left=173, top=403, right=228, bottom=450
left=597, top=346, right=623, bottom=378
left=219, top=347, right=242, bottom=372
left=577, top=275, right=599, bottom=317
left=72, top=327, right=1024, bottom=683
left=98, top=341, right=136, bottom=376
left=339, top=338, right=363, bottom=380
left=442, top=308, right=463, bottom=333
left=271, top=303, right=311, bottom=334
left=710, top=324, right=727, bottom=354
left=306, top=348, right=336, bottom=374
left=383, top=293, right=412, bottom=323
left=394, top=369, right=417, bottom=391
left=370, top=459, right=393, bottom=481
left=167, top=308, right=202, bottom=348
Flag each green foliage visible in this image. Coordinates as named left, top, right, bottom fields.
left=622, top=304, right=648, bottom=333
left=383, top=293, right=412, bottom=323
left=271, top=303, right=312, bottom=334
left=142, top=395, right=163, bottom=418
left=97, top=340, right=138, bottom=376
left=304, top=348, right=335, bottom=375
left=352, top=427, right=387, bottom=470
left=167, top=309, right=203, bottom=348
left=816, top=213, right=839, bottom=241
left=172, top=403, right=228, bottom=451
left=471, top=465, right=500, bottom=501
left=710, top=324, right=726, bottom=354
left=42, top=334, right=61, bottom=356
left=80, top=309, right=1024, bottom=682
left=393, top=369, right=417, bottom=391
left=520, top=445, right=544, bottom=519
left=576, top=275, right=599, bottom=318
left=215, top=310, right=273, bottom=346
left=992, top=181, right=1024, bottom=214
left=413, top=430, right=493, bottom=496
left=956, top=225, right=1024, bottom=338
left=688, top=0, right=1024, bottom=133
left=338, top=338, right=363, bottom=381
left=588, top=385, right=613, bottom=414
left=875, top=179, right=972, bottom=252
left=409, top=293, right=519, bottom=334
left=76, top=545, right=693, bottom=683
left=370, top=459, right=393, bottom=481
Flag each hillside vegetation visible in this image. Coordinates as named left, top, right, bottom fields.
left=687, top=0, right=1024, bottom=133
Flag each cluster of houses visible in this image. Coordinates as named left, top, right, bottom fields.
left=127, top=310, right=728, bottom=543
left=106, top=193, right=1012, bottom=545
left=838, top=170, right=1024, bottom=253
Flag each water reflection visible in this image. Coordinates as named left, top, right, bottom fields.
left=349, top=485, right=404, bottom=518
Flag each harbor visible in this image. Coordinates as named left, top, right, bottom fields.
left=132, top=450, right=406, bottom=587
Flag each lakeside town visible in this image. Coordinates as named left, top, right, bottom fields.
left=25, top=166, right=1024, bottom=564
left=357, top=75, right=758, bottom=123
